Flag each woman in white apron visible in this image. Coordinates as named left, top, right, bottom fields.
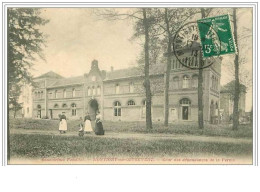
left=84, top=114, right=93, bottom=133
left=59, top=113, right=67, bottom=134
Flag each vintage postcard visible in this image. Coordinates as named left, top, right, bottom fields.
left=3, top=3, right=256, bottom=165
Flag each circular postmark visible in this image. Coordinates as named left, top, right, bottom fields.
left=173, top=21, right=222, bottom=70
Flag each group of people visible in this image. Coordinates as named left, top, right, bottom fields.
left=58, top=111, right=105, bottom=136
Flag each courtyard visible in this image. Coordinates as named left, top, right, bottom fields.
left=9, top=118, right=253, bottom=164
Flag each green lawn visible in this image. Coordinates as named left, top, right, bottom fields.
left=9, top=118, right=253, bottom=138
left=9, top=118, right=253, bottom=163
left=10, top=134, right=252, bottom=160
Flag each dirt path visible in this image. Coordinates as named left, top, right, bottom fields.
left=10, top=129, right=252, bottom=144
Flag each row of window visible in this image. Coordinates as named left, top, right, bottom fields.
left=49, top=89, right=76, bottom=99
left=34, top=91, right=44, bottom=99
left=171, top=57, right=200, bottom=70
left=113, top=98, right=191, bottom=117
left=173, top=75, right=198, bottom=89
left=114, top=82, right=134, bottom=94
left=87, top=86, right=101, bottom=96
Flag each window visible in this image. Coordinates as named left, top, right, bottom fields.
left=48, top=92, right=53, bottom=99
left=129, top=82, right=134, bottom=93
left=71, top=103, right=77, bottom=116
left=192, top=75, right=198, bottom=88
left=114, top=101, right=121, bottom=116
left=97, top=86, right=101, bottom=95
left=142, top=100, right=146, bottom=106
left=62, top=104, right=68, bottom=108
left=63, top=89, right=66, bottom=98
left=55, top=90, right=58, bottom=99
left=172, top=59, right=175, bottom=69
left=128, top=100, right=135, bottom=106
left=92, top=86, right=96, bottom=96
left=173, top=77, right=179, bottom=89
left=183, top=75, right=190, bottom=88
left=87, top=87, right=91, bottom=96
left=54, top=104, right=59, bottom=108
left=72, top=88, right=76, bottom=97
left=180, top=98, right=191, bottom=105
left=115, top=84, right=120, bottom=94
left=40, top=91, right=43, bottom=98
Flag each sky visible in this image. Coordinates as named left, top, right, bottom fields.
left=31, top=8, right=253, bottom=111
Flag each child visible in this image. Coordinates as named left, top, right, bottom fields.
left=78, top=122, right=84, bottom=137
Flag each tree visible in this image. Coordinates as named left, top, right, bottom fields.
left=232, top=8, right=240, bottom=130
left=7, top=8, right=48, bottom=161
left=95, top=8, right=155, bottom=129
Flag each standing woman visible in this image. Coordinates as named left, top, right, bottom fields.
left=59, top=112, right=67, bottom=134
left=84, top=113, right=93, bottom=134
left=95, top=111, right=104, bottom=135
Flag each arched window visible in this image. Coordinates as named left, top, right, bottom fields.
left=71, top=103, right=77, bottom=116
left=192, top=75, right=198, bottom=88
left=128, top=100, right=135, bottom=106
left=87, top=87, right=91, bottom=96
left=92, top=86, right=96, bottom=96
left=114, top=101, right=121, bottom=116
left=115, top=84, right=120, bottom=94
left=173, top=76, right=179, bottom=89
left=72, top=88, right=76, bottom=97
left=54, top=104, right=59, bottom=108
left=180, top=98, right=191, bottom=105
left=55, top=90, right=58, bottom=99
left=63, top=89, right=66, bottom=98
left=62, top=104, right=67, bottom=108
left=40, top=91, right=43, bottom=98
left=37, top=105, right=41, bottom=109
left=129, top=82, right=134, bottom=93
left=97, top=86, right=101, bottom=95
left=183, top=75, right=190, bottom=88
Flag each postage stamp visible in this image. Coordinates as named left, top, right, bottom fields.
left=197, top=14, right=237, bottom=57
left=172, top=21, right=220, bottom=69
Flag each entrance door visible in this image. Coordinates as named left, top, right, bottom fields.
left=182, top=106, right=188, bottom=120
left=88, top=99, right=99, bottom=120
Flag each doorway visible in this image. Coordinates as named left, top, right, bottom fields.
left=182, top=106, right=189, bottom=120
left=88, top=99, right=99, bottom=120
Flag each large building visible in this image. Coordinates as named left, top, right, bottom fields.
left=24, top=57, right=221, bottom=122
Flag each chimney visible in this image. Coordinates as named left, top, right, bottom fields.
left=111, top=66, right=114, bottom=72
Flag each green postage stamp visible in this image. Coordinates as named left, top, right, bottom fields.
left=197, top=14, right=236, bottom=57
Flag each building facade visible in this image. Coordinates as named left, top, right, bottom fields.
left=27, top=57, right=221, bottom=122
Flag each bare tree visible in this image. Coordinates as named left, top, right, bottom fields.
left=232, top=8, right=240, bottom=130
left=95, top=8, right=153, bottom=129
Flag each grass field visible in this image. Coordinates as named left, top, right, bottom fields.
left=9, top=118, right=253, bottom=138
left=9, top=118, right=253, bottom=164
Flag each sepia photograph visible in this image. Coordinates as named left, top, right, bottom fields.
left=4, top=4, right=255, bottom=165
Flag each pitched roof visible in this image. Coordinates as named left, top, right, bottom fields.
left=104, top=65, right=164, bottom=81
left=35, top=71, right=63, bottom=79
left=48, top=76, right=85, bottom=88
left=221, top=80, right=247, bottom=93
